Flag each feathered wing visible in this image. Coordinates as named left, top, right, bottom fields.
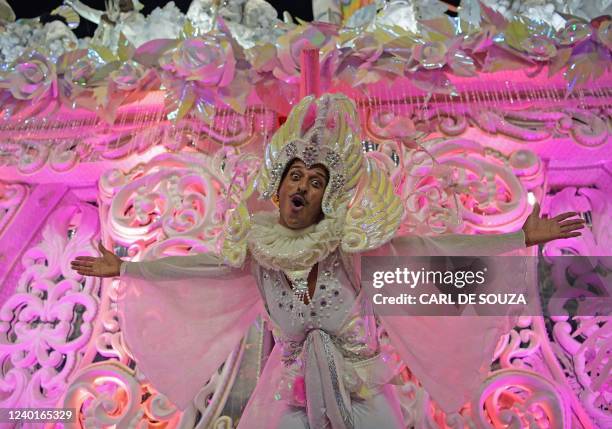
left=369, top=227, right=533, bottom=414
left=342, top=158, right=404, bottom=253
left=117, top=252, right=263, bottom=410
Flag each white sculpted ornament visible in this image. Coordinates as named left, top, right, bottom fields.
left=0, top=0, right=15, bottom=23
left=316, top=0, right=446, bottom=28
left=187, top=0, right=285, bottom=48
left=64, top=0, right=185, bottom=52
left=0, top=4, right=78, bottom=67
left=480, top=0, right=612, bottom=30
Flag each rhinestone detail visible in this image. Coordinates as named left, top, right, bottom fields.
left=301, top=144, right=319, bottom=167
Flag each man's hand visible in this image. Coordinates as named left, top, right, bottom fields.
left=522, top=202, right=585, bottom=247
left=71, top=241, right=123, bottom=277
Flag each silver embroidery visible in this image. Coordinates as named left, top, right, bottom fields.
left=320, top=331, right=354, bottom=429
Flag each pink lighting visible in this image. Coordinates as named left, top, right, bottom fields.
left=0, top=1, right=610, bottom=427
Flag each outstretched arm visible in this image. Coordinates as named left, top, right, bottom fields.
left=71, top=241, right=242, bottom=281
left=389, top=203, right=585, bottom=256
left=73, top=241, right=260, bottom=411
left=64, top=0, right=103, bottom=24
left=120, top=251, right=241, bottom=281
left=390, top=229, right=526, bottom=256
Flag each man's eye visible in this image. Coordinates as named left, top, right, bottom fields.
left=312, top=180, right=321, bottom=188
left=291, top=173, right=300, bottom=180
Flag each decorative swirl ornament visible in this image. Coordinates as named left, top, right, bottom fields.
left=475, top=369, right=571, bottom=429
left=0, top=51, right=56, bottom=101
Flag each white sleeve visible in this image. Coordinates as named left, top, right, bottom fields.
left=388, top=229, right=527, bottom=256
left=120, top=252, right=245, bottom=281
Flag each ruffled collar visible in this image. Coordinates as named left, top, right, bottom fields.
left=246, top=208, right=345, bottom=284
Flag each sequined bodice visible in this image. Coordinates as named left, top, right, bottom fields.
left=251, top=248, right=399, bottom=415
left=254, top=249, right=380, bottom=364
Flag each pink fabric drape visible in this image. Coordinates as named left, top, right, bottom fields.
left=380, top=315, right=514, bottom=413
left=118, top=259, right=263, bottom=410
left=236, top=343, right=292, bottom=428
left=366, top=230, right=534, bottom=414
left=116, top=228, right=533, bottom=420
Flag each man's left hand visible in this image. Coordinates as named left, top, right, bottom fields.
left=522, top=202, right=585, bottom=247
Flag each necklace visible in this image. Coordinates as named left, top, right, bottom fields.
left=247, top=209, right=345, bottom=324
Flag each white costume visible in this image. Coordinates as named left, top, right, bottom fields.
left=118, top=94, right=529, bottom=428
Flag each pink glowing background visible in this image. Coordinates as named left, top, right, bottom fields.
left=0, top=9, right=610, bottom=428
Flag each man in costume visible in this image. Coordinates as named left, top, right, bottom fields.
left=71, top=94, right=584, bottom=428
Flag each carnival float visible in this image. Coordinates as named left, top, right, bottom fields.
left=0, top=0, right=610, bottom=427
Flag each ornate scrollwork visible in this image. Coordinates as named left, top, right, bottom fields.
left=541, top=186, right=612, bottom=426
left=63, top=361, right=148, bottom=428
left=0, top=201, right=101, bottom=408
left=361, top=104, right=610, bottom=148
left=0, top=182, right=28, bottom=236
left=474, top=369, right=571, bottom=429
left=391, top=138, right=533, bottom=235
left=0, top=107, right=276, bottom=175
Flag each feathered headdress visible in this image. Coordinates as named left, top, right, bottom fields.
left=222, top=93, right=403, bottom=272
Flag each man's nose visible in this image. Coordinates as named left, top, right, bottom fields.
left=296, top=178, right=308, bottom=193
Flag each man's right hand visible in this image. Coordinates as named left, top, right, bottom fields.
left=71, top=241, right=123, bottom=277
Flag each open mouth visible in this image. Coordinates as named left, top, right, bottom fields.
left=290, top=194, right=306, bottom=209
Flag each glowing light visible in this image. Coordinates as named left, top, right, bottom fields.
left=527, top=192, right=537, bottom=206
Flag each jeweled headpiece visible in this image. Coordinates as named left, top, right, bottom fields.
left=258, top=94, right=364, bottom=215
left=223, top=93, right=404, bottom=272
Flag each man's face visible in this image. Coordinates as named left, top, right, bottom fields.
left=277, top=159, right=328, bottom=230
